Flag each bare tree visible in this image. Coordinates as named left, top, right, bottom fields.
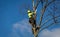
left=20, top=0, right=60, bottom=37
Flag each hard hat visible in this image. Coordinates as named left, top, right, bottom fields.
left=27, top=10, right=30, bottom=13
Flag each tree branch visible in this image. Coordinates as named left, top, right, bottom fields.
left=41, top=15, right=60, bottom=28
left=40, top=21, right=60, bottom=31
left=35, top=0, right=40, bottom=10
left=32, top=0, right=34, bottom=10
left=39, top=0, right=55, bottom=26
left=46, top=0, right=55, bottom=7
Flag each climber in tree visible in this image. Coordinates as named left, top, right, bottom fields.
left=28, top=9, right=37, bottom=34
left=27, top=9, right=36, bottom=28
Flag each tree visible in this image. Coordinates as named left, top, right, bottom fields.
left=20, top=0, right=60, bottom=37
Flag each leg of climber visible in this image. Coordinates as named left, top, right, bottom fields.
left=33, top=19, right=36, bottom=28
left=29, top=18, right=35, bottom=27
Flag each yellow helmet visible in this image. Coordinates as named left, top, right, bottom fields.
left=27, top=10, right=31, bottom=13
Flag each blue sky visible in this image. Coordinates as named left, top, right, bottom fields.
left=0, top=0, right=60, bottom=37
left=0, top=0, right=22, bottom=37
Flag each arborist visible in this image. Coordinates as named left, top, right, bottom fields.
left=27, top=9, right=36, bottom=28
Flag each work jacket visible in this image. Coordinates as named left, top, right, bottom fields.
left=28, top=12, right=33, bottom=18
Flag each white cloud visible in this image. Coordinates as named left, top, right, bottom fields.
left=39, top=28, right=60, bottom=37
left=8, top=19, right=60, bottom=37
left=13, top=19, right=32, bottom=33
left=8, top=19, right=33, bottom=37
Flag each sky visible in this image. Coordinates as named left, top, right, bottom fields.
left=0, top=0, right=60, bottom=37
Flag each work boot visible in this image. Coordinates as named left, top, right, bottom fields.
left=36, top=26, right=40, bottom=31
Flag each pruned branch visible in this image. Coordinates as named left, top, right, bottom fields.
left=35, top=0, right=40, bottom=10
left=39, top=0, right=56, bottom=26
left=40, top=21, right=60, bottom=31
left=41, top=15, right=60, bottom=28
left=32, top=0, right=34, bottom=10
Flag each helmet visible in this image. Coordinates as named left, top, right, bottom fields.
left=27, top=10, right=31, bottom=13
